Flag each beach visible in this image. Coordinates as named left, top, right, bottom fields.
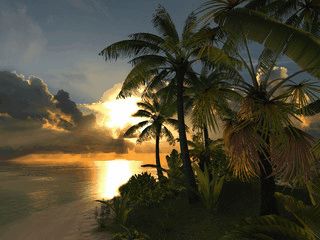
left=0, top=199, right=111, bottom=240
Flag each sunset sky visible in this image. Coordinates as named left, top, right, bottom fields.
left=0, top=0, right=203, bottom=160
left=0, top=0, right=317, bottom=161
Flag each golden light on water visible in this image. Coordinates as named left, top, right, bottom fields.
left=94, top=160, right=142, bottom=199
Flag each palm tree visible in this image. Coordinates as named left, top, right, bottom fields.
left=185, top=66, right=239, bottom=170
left=220, top=37, right=318, bottom=215
left=198, top=0, right=320, bottom=78
left=123, top=93, right=178, bottom=179
left=100, top=6, right=236, bottom=201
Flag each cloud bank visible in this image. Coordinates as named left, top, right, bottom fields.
left=0, top=71, right=132, bottom=160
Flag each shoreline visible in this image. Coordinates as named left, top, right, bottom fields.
left=0, top=199, right=111, bottom=240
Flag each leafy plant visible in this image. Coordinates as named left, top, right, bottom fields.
left=276, top=192, right=320, bottom=239
left=193, top=164, right=225, bottom=211
left=119, top=172, right=180, bottom=208
left=165, top=149, right=185, bottom=187
left=220, top=191, right=320, bottom=240
left=96, top=194, right=132, bottom=226
left=306, top=178, right=320, bottom=206
left=219, top=214, right=314, bottom=240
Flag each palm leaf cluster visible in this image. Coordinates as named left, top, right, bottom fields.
left=123, top=93, right=177, bottom=144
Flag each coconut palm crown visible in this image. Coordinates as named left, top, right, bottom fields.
left=123, top=92, right=178, bottom=179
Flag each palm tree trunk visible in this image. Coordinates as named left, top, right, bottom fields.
left=155, top=126, right=164, bottom=180
left=176, top=70, right=198, bottom=202
left=199, top=124, right=210, bottom=171
left=259, top=142, right=278, bottom=215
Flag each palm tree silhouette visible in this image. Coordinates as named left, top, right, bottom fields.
left=123, top=93, right=178, bottom=180
left=100, top=6, right=235, bottom=201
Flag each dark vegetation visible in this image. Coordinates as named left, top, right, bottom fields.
left=96, top=0, right=320, bottom=239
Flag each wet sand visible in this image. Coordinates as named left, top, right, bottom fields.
left=0, top=200, right=111, bottom=240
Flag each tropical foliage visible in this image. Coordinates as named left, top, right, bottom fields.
left=194, top=164, right=225, bottom=211
left=220, top=191, right=320, bottom=240
left=97, top=0, right=320, bottom=238
left=118, top=172, right=180, bottom=208
left=100, top=6, right=238, bottom=201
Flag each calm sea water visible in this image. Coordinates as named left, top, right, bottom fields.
left=0, top=159, right=152, bottom=227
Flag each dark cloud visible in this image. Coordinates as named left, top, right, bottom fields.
left=55, top=89, right=84, bottom=123
left=0, top=71, right=132, bottom=160
left=0, top=71, right=53, bottom=119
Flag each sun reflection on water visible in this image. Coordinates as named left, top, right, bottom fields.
left=94, top=160, right=142, bottom=199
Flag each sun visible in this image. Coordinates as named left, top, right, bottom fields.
left=102, top=96, right=140, bottom=129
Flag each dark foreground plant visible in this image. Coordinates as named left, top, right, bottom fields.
left=220, top=191, right=320, bottom=240
left=112, top=226, right=150, bottom=240
left=194, top=164, right=225, bottom=211
left=95, top=194, right=132, bottom=226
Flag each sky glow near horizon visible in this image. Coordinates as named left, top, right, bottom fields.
left=0, top=0, right=318, bottom=160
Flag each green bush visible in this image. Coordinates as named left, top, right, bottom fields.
left=119, top=172, right=181, bottom=208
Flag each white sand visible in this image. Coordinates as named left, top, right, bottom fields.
left=0, top=200, right=112, bottom=240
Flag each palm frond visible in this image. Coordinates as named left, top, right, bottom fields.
left=223, top=121, right=266, bottom=180
left=182, top=12, right=198, bottom=42
left=137, top=125, right=154, bottom=143
left=222, top=8, right=320, bottom=78
left=136, top=102, right=155, bottom=113
left=100, top=40, right=160, bottom=61
left=220, top=215, right=314, bottom=240
left=152, top=6, right=179, bottom=42
left=118, top=58, right=166, bottom=98
left=276, top=192, right=320, bottom=239
left=239, top=96, right=295, bottom=137
left=129, top=32, right=164, bottom=45
left=285, top=80, right=320, bottom=111
left=270, top=127, right=315, bottom=182
left=198, top=44, right=240, bottom=69
left=165, top=118, right=180, bottom=131
left=123, top=121, right=150, bottom=138
left=161, top=126, right=175, bottom=144
left=301, top=100, right=320, bottom=116
left=132, top=110, right=152, bottom=118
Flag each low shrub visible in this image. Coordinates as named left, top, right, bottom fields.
left=119, top=172, right=181, bottom=208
